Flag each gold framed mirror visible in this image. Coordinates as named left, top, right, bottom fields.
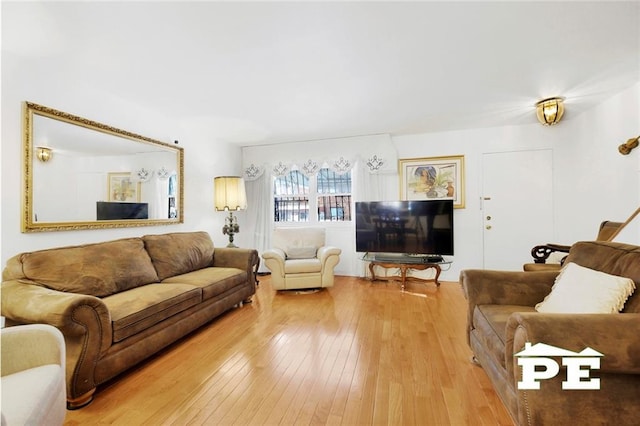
left=22, top=102, right=184, bottom=232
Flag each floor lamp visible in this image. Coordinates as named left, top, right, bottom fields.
left=214, top=176, right=247, bottom=247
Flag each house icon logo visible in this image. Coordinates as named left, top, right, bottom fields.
left=514, top=342, right=604, bottom=390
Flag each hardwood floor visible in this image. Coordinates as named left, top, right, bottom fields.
left=64, top=276, right=514, bottom=425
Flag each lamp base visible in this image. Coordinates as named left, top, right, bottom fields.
left=225, top=232, right=238, bottom=248
left=222, top=211, right=240, bottom=248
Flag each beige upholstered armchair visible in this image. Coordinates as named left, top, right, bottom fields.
left=1, top=323, right=67, bottom=425
left=262, top=228, right=341, bottom=290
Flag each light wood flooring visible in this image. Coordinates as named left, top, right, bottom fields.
left=64, top=275, right=514, bottom=425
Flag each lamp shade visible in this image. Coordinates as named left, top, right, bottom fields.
left=535, top=97, right=565, bottom=126
left=214, top=176, right=247, bottom=211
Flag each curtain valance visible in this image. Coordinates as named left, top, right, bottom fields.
left=243, top=154, right=385, bottom=181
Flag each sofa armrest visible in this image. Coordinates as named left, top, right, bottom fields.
left=460, top=269, right=557, bottom=346
left=506, top=312, right=640, bottom=425
left=212, top=248, right=259, bottom=284
left=507, top=312, right=640, bottom=376
left=461, top=269, right=557, bottom=308
left=213, top=247, right=258, bottom=270
left=1, top=324, right=65, bottom=377
left=1, top=280, right=111, bottom=345
left=1, top=279, right=112, bottom=401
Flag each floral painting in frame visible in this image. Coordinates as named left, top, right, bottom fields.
left=399, top=155, right=465, bottom=208
left=108, top=172, right=140, bottom=202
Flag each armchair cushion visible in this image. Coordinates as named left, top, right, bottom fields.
left=535, top=262, right=635, bottom=314
left=284, top=258, right=322, bottom=274
left=286, top=246, right=317, bottom=259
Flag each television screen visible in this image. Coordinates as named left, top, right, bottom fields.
left=96, top=202, right=149, bottom=220
left=355, top=200, right=454, bottom=256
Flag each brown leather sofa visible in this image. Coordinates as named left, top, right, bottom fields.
left=462, top=241, right=640, bottom=425
left=1, top=231, right=258, bottom=409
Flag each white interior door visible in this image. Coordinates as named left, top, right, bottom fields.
left=482, top=150, right=554, bottom=270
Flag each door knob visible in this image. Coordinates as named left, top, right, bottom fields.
left=486, top=225, right=492, bottom=230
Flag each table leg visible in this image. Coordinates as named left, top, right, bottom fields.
left=433, top=264, right=442, bottom=286
left=401, top=265, right=408, bottom=291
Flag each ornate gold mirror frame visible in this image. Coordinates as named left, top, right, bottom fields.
left=22, top=102, right=184, bottom=232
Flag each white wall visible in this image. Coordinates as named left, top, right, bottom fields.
left=241, top=83, right=639, bottom=282
left=554, top=83, right=640, bottom=243
left=1, top=52, right=242, bottom=266
left=393, top=82, right=640, bottom=281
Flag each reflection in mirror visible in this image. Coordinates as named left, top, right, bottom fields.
left=23, top=102, right=184, bottom=232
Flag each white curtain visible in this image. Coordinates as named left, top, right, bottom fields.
left=354, top=158, right=383, bottom=202
left=244, top=165, right=272, bottom=272
left=353, top=156, right=388, bottom=276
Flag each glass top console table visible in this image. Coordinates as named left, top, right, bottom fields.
left=362, top=253, right=452, bottom=291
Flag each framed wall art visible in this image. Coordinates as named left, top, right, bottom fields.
left=399, top=155, right=465, bottom=208
left=108, top=172, right=140, bottom=202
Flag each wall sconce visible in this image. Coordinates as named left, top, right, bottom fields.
left=214, top=176, right=247, bottom=247
left=535, top=97, right=565, bottom=126
left=35, top=147, right=53, bottom=162
left=618, top=136, right=639, bottom=155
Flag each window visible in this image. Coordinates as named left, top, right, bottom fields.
left=317, top=168, right=351, bottom=221
left=273, top=168, right=351, bottom=223
left=274, top=170, right=309, bottom=222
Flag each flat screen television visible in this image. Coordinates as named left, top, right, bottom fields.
left=355, top=199, right=454, bottom=257
left=96, top=201, right=149, bottom=220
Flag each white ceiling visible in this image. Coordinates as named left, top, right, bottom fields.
left=3, top=1, right=639, bottom=146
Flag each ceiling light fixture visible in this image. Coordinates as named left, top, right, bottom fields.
left=535, top=97, right=565, bottom=126
left=36, top=146, right=53, bottom=162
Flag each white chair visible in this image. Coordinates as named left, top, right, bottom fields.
left=262, top=228, right=341, bottom=290
left=1, top=324, right=67, bottom=426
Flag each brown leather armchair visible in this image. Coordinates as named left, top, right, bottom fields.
left=523, top=221, right=622, bottom=271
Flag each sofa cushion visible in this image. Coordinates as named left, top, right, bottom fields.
left=103, top=284, right=202, bottom=342
left=535, top=262, right=636, bottom=314
left=473, top=304, right=535, bottom=369
left=143, top=232, right=215, bottom=280
left=18, top=238, right=159, bottom=297
left=162, top=267, right=247, bottom=301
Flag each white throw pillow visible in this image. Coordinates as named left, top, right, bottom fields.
left=535, top=262, right=636, bottom=314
